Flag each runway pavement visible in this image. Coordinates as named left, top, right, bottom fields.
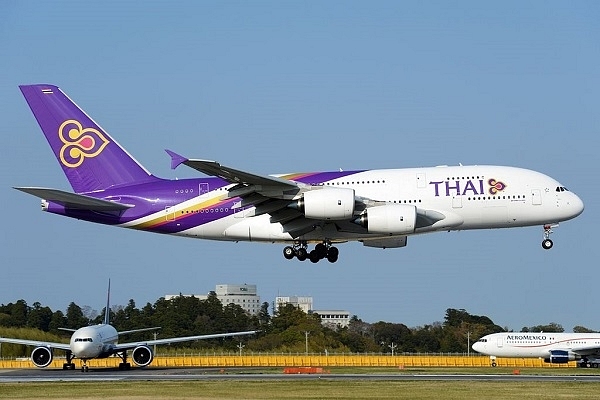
left=1, top=367, right=600, bottom=383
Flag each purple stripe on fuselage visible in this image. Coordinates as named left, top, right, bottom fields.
left=41, top=170, right=368, bottom=234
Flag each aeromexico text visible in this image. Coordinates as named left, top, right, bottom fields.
left=507, top=335, right=547, bottom=341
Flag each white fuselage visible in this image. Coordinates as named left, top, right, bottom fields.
left=473, top=332, right=600, bottom=358
left=69, top=324, right=118, bottom=359
left=156, top=165, right=584, bottom=243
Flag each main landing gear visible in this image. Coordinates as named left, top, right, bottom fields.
left=542, top=224, right=556, bottom=250
left=283, top=242, right=339, bottom=263
left=62, top=351, right=75, bottom=370
left=117, top=351, right=131, bottom=370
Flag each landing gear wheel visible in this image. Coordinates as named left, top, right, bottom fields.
left=326, top=246, right=339, bottom=263
left=283, top=246, right=295, bottom=260
left=296, top=247, right=308, bottom=261
left=542, top=239, right=553, bottom=250
left=309, top=250, right=320, bottom=263
left=491, top=361, right=497, bottom=367
left=315, top=243, right=328, bottom=259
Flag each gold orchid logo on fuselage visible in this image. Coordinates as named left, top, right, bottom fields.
left=58, top=120, right=110, bottom=168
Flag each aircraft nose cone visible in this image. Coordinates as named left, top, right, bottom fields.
left=572, top=194, right=584, bottom=218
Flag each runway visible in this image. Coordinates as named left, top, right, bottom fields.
left=1, top=367, right=600, bottom=383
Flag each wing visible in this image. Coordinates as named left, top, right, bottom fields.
left=14, top=187, right=132, bottom=211
left=166, top=150, right=300, bottom=191
left=113, top=330, right=258, bottom=352
left=167, top=150, right=315, bottom=236
left=0, top=337, right=70, bottom=352
left=571, top=344, right=600, bottom=357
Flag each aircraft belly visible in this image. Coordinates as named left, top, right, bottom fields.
left=223, top=214, right=293, bottom=241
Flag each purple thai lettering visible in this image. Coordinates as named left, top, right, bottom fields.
left=461, top=180, right=479, bottom=196
left=445, top=180, right=460, bottom=197
left=429, top=181, right=444, bottom=197
left=479, top=179, right=484, bottom=194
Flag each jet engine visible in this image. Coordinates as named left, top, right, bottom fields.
left=354, top=204, right=416, bottom=234
left=544, top=350, right=578, bottom=364
left=131, top=345, right=154, bottom=367
left=292, top=188, right=355, bottom=220
left=31, top=346, right=53, bottom=368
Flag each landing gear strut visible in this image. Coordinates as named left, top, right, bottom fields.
left=283, top=241, right=339, bottom=263
left=81, top=359, right=89, bottom=372
left=62, top=350, right=75, bottom=370
left=542, top=224, right=555, bottom=250
left=117, top=350, right=131, bottom=370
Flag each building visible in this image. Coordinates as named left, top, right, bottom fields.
left=275, top=296, right=350, bottom=328
left=165, top=284, right=261, bottom=316
left=310, top=310, right=351, bottom=328
left=274, top=296, right=313, bottom=314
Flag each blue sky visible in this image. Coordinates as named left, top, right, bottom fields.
left=1, top=1, right=598, bottom=332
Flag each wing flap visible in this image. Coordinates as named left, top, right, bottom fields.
left=15, top=187, right=132, bottom=211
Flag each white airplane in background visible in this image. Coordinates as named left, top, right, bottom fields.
left=16, top=84, right=585, bottom=263
left=0, top=282, right=257, bottom=372
left=473, top=332, right=600, bottom=368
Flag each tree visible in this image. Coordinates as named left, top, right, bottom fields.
left=573, top=326, right=597, bottom=333
left=65, top=302, right=89, bottom=329
left=522, top=323, right=564, bottom=333
left=27, top=302, right=53, bottom=331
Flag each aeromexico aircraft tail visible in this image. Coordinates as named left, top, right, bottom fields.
left=19, top=84, right=159, bottom=193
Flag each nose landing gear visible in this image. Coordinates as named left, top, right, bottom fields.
left=283, top=241, right=339, bottom=263
left=542, top=224, right=556, bottom=250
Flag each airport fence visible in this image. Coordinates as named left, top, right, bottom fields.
left=0, top=354, right=577, bottom=369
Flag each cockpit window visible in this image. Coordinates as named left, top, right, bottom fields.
left=555, top=187, right=569, bottom=192
left=74, top=338, right=93, bottom=342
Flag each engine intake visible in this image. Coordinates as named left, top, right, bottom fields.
left=31, top=346, right=53, bottom=368
left=292, top=188, right=355, bottom=220
left=544, top=350, right=577, bottom=364
left=132, top=345, right=154, bottom=367
left=354, top=204, right=416, bottom=234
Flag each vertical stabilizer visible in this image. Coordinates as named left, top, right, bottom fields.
left=104, top=279, right=111, bottom=325
left=19, top=84, right=159, bottom=193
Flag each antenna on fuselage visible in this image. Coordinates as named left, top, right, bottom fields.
left=104, top=279, right=111, bottom=325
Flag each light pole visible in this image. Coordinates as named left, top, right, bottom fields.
left=237, top=342, right=245, bottom=356
left=388, top=342, right=397, bottom=356
left=467, top=331, right=471, bottom=356
left=304, top=331, right=310, bottom=355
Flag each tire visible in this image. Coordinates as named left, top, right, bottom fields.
left=283, top=246, right=295, bottom=260
left=309, top=250, right=320, bottom=263
left=491, top=362, right=497, bottom=367
left=542, top=239, right=553, bottom=249
left=296, top=248, right=308, bottom=261
left=315, top=243, right=327, bottom=258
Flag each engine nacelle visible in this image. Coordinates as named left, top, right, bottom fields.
left=544, top=350, right=577, bottom=364
left=31, top=346, right=53, bottom=368
left=131, top=345, right=154, bottom=367
left=293, top=188, right=355, bottom=220
left=354, top=204, right=416, bottom=234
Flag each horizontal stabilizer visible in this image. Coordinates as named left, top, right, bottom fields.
left=14, top=187, right=132, bottom=211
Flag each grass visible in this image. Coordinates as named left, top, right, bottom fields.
left=1, top=380, right=600, bottom=400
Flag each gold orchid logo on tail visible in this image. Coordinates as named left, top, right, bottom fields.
left=58, top=120, right=110, bottom=168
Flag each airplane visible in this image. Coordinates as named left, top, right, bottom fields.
left=472, top=332, right=600, bottom=368
left=15, top=84, right=584, bottom=263
left=0, top=281, right=258, bottom=372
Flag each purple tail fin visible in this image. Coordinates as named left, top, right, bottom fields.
left=20, top=84, right=158, bottom=193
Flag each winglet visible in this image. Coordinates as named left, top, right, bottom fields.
left=165, top=149, right=188, bottom=170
